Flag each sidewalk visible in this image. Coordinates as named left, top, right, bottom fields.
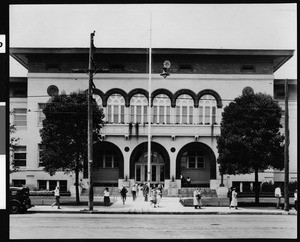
left=27, top=196, right=297, bottom=215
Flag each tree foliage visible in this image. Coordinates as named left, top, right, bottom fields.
left=40, top=91, right=104, bottom=176
left=217, top=92, right=284, bottom=175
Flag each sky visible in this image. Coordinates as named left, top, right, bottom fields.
left=9, top=3, right=297, bottom=79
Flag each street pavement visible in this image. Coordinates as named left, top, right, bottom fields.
left=28, top=196, right=297, bottom=215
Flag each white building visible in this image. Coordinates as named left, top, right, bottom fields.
left=9, top=47, right=297, bottom=193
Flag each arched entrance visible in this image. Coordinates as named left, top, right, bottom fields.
left=92, top=141, right=124, bottom=186
left=130, top=142, right=170, bottom=184
left=176, top=142, right=216, bottom=187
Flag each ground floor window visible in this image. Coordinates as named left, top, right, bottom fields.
left=12, top=179, right=26, bottom=187
left=181, top=151, right=205, bottom=169
left=38, top=180, right=47, bottom=190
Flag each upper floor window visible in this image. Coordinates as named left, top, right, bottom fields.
left=152, top=94, right=171, bottom=124
left=13, top=146, right=26, bottom=167
left=175, top=94, right=194, bottom=124
left=130, top=94, right=148, bottom=123
left=38, top=103, right=46, bottom=125
left=199, top=95, right=217, bottom=125
left=13, top=108, right=27, bottom=127
left=38, top=144, right=46, bottom=167
left=106, top=94, right=125, bottom=123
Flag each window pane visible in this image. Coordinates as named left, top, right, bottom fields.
left=212, top=106, right=216, bottom=124
left=136, top=106, right=142, bottom=123
left=199, top=106, right=203, bottom=124
left=153, top=106, right=157, bottom=123
left=166, top=106, right=170, bottom=124
left=176, top=106, right=180, bottom=123
left=189, top=106, right=193, bottom=124
left=182, top=106, right=187, bottom=123
left=113, top=105, right=119, bottom=123
left=151, top=165, right=156, bottom=182
left=38, top=180, right=47, bottom=190
left=107, top=106, right=112, bottom=122
left=205, top=107, right=210, bottom=124
left=197, top=156, right=205, bottom=169
left=144, top=106, right=148, bottom=123
left=189, top=157, right=196, bottom=168
left=49, top=181, right=57, bottom=191
left=159, top=106, right=164, bottom=123
left=120, top=106, right=125, bottom=123
left=131, top=106, right=135, bottom=123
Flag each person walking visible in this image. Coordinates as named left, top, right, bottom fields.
left=275, top=185, right=282, bottom=209
left=230, top=188, right=238, bottom=209
left=227, top=187, right=233, bottom=208
left=150, top=188, right=158, bottom=208
left=131, top=183, right=137, bottom=201
left=103, top=187, right=110, bottom=207
left=120, top=185, right=128, bottom=205
left=51, top=186, right=61, bottom=209
left=193, top=188, right=202, bottom=209
left=156, top=185, right=162, bottom=207
left=294, top=189, right=297, bottom=211
left=143, top=183, right=149, bottom=202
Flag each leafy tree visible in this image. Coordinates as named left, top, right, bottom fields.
left=9, top=111, right=20, bottom=173
left=40, top=91, right=104, bottom=205
left=217, top=91, right=284, bottom=204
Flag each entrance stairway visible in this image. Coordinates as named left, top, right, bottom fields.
left=81, top=187, right=217, bottom=198
left=178, top=188, right=218, bottom=198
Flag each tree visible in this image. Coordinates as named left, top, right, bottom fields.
left=217, top=91, right=284, bottom=204
left=9, top=111, right=20, bottom=173
left=40, top=91, right=104, bottom=205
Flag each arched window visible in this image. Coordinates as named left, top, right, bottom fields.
left=199, top=95, right=217, bottom=125
left=106, top=94, right=125, bottom=123
left=175, top=94, right=194, bottom=124
left=130, top=94, right=148, bottom=123
left=152, top=94, right=171, bottom=124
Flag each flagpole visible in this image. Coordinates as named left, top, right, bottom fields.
left=147, top=11, right=152, bottom=192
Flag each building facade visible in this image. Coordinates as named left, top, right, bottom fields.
left=9, top=48, right=297, bottom=193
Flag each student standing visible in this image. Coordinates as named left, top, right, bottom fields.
left=274, top=186, right=282, bottom=209
left=103, top=187, right=110, bottom=206
left=131, top=183, right=137, bottom=201
left=230, top=188, right=238, bottom=209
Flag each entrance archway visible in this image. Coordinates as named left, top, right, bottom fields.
left=176, top=142, right=216, bottom=186
left=130, top=142, right=170, bottom=184
left=92, top=141, right=124, bottom=186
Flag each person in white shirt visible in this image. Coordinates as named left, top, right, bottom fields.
left=103, top=187, right=110, bottom=206
left=51, top=186, right=61, bottom=209
left=274, top=186, right=282, bottom=209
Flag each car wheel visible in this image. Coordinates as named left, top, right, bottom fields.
left=10, top=203, right=20, bottom=214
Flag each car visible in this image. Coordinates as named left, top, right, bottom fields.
left=9, top=187, right=33, bottom=214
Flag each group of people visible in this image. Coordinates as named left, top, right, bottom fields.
left=180, top=174, right=192, bottom=187
left=117, top=182, right=163, bottom=207
left=275, top=186, right=297, bottom=211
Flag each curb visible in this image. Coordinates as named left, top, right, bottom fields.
left=26, top=209, right=297, bottom=215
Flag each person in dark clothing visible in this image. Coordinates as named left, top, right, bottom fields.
left=227, top=187, right=233, bottom=208
left=120, top=186, right=128, bottom=205
left=143, top=183, right=149, bottom=202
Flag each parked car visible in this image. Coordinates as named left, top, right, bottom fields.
left=9, top=187, right=33, bottom=214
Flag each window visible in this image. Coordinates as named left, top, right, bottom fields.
left=38, top=144, right=46, bottom=167
left=38, top=180, right=47, bottom=190
left=130, top=94, right=148, bottom=123
left=153, top=94, right=172, bottom=124
left=199, top=95, right=218, bottom=125
left=106, top=94, right=125, bottom=123
left=181, top=151, right=205, bottom=169
left=59, top=180, right=67, bottom=192
left=95, top=150, right=119, bottom=168
left=12, top=179, right=26, bottom=187
left=14, top=108, right=27, bottom=127
left=175, top=94, right=194, bottom=124
left=241, top=65, right=255, bottom=73
left=49, top=181, right=58, bottom=191
left=179, top=64, right=192, bottom=71
left=38, top=103, right=46, bottom=125
left=13, top=146, right=26, bottom=167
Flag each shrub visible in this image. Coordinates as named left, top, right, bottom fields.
left=260, top=181, right=275, bottom=192
left=288, top=181, right=297, bottom=192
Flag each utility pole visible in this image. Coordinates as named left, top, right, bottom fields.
left=88, top=31, right=95, bottom=211
left=284, top=78, right=290, bottom=211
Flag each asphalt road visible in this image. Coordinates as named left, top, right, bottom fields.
left=10, top=213, right=297, bottom=239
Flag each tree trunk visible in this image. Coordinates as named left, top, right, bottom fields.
left=75, top=157, right=80, bottom=205
left=254, top=167, right=260, bottom=205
